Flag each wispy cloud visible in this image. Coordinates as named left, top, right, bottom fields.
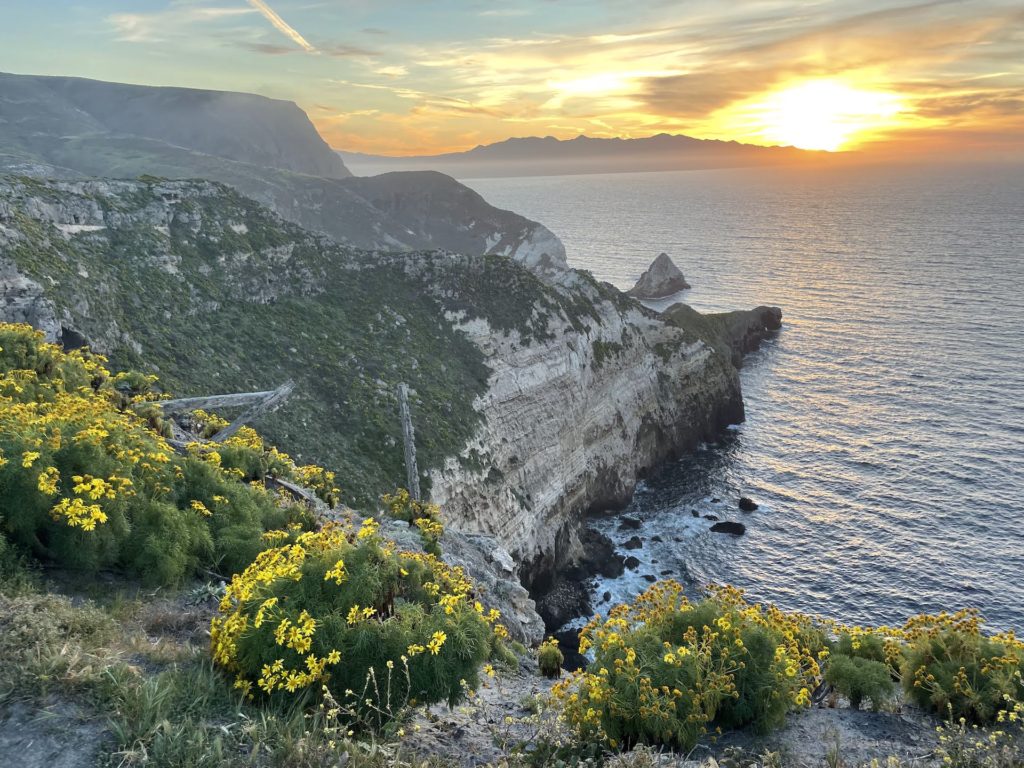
left=109, top=6, right=254, bottom=43
left=245, top=0, right=317, bottom=53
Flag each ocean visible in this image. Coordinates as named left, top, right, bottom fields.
left=465, top=163, right=1024, bottom=631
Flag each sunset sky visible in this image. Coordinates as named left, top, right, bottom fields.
left=2, top=0, right=1022, bottom=157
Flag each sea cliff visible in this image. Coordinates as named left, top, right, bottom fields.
left=0, top=175, right=780, bottom=636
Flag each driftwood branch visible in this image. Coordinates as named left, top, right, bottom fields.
left=152, top=387, right=289, bottom=417
left=209, top=380, right=295, bottom=442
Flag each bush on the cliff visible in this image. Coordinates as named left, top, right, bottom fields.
left=825, top=654, right=896, bottom=711
left=901, top=610, right=1024, bottom=724
left=0, top=323, right=314, bottom=584
left=210, top=519, right=504, bottom=729
left=554, top=582, right=826, bottom=751
left=380, top=488, right=444, bottom=557
left=538, top=636, right=564, bottom=679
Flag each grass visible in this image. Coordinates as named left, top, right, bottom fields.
left=0, top=547, right=459, bottom=767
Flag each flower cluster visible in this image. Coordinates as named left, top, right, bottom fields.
left=0, top=323, right=308, bottom=583
left=210, top=518, right=502, bottom=727
left=380, top=488, right=444, bottom=555
left=554, top=582, right=827, bottom=751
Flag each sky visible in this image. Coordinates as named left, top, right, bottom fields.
left=2, top=0, right=1023, bottom=157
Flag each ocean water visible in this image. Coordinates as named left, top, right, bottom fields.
left=466, top=164, right=1024, bottom=631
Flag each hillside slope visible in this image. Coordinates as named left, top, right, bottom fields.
left=0, top=177, right=774, bottom=590
left=0, top=72, right=564, bottom=266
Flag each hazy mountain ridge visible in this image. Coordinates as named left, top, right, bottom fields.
left=341, top=133, right=818, bottom=178
left=0, top=72, right=351, bottom=179
left=0, top=72, right=564, bottom=263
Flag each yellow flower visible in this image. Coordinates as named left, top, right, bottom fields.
left=427, top=630, right=447, bottom=655
left=21, top=451, right=41, bottom=468
left=36, top=466, right=60, bottom=495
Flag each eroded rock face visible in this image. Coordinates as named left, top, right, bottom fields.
left=427, top=274, right=746, bottom=593
left=627, top=252, right=691, bottom=299
left=380, top=518, right=545, bottom=645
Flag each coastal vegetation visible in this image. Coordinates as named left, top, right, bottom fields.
left=0, top=325, right=1021, bottom=766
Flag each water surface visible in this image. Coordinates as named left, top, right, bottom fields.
left=467, top=164, right=1024, bottom=630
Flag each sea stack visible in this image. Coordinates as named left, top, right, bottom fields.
left=627, top=252, right=691, bottom=299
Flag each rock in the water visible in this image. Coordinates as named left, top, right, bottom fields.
left=710, top=521, right=746, bottom=536
left=577, top=527, right=625, bottom=579
left=623, top=536, right=643, bottom=550
left=739, top=497, right=759, bottom=512
left=534, top=579, right=592, bottom=630
left=704, top=514, right=720, bottom=522
left=617, top=516, right=642, bottom=531
left=690, top=510, right=700, bottom=518
left=623, top=555, right=641, bottom=571
left=651, top=534, right=663, bottom=543
left=642, top=574, right=658, bottom=583
left=602, top=591, right=611, bottom=603
left=627, top=252, right=690, bottom=299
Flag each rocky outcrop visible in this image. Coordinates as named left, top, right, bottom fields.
left=425, top=272, right=750, bottom=593
left=627, top=252, right=691, bottom=299
left=663, top=303, right=782, bottom=368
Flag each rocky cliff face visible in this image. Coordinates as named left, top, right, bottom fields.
left=421, top=268, right=747, bottom=590
left=0, top=176, right=777, bottom=622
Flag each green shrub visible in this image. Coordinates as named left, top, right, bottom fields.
left=0, top=323, right=313, bottom=585
left=556, top=582, right=825, bottom=751
left=901, top=610, right=1024, bottom=724
left=825, top=653, right=896, bottom=710
left=539, top=636, right=564, bottom=678
left=211, top=519, right=502, bottom=729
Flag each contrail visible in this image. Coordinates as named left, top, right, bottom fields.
left=246, top=0, right=317, bottom=53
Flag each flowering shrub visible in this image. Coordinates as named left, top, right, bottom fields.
left=900, top=610, right=1024, bottom=724
left=188, top=412, right=340, bottom=507
left=0, top=323, right=311, bottom=584
left=554, top=582, right=826, bottom=751
left=538, top=636, right=564, bottom=679
left=380, top=488, right=444, bottom=556
left=210, top=518, right=502, bottom=728
left=825, top=654, right=896, bottom=710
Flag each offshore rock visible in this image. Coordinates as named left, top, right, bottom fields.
left=627, top=252, right=690, bottom=299
left=711, top=521, right=746, bottom=536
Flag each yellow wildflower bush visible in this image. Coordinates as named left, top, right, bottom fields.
left=821, top=610, right=1023, bottom=724
left=0, top=323, right=310, bottom=584
left=188, top=419, right=341, bottom=507
left=554, top=582, right=826, bottom=751
left=897, top=609, right=1024, bottom=724
left=210, top=518, right=500, bottom=728
left=381, top=488, right=444, bottom=556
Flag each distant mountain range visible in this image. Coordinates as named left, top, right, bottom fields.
left=340, top=134, right=821, bottom=178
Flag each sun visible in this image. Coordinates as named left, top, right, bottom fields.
left=753, top=79, right=904, bottom=151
